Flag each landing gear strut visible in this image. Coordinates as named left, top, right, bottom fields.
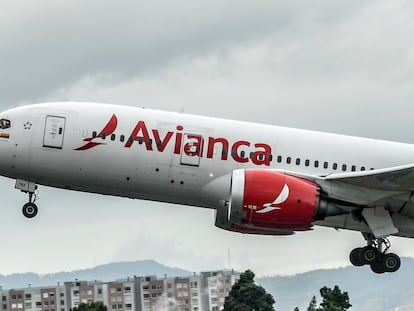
left=15, top=179, right=39, bottom=218
left=349, top=233, right=401, bottom=274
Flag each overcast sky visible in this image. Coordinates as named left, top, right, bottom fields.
left=2, top=0, right=414, bottom=279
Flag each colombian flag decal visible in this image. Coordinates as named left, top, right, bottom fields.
left=0, top=133, right=10, bottom=139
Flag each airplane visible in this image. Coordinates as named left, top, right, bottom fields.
left=1, top=102, right=414, bottom=274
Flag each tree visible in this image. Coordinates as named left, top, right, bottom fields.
left=307, top=296, right=318, bottom=311
left=318, top=286, right=351, bottom=311
left=71, top=302, right=107, bottom=311
left=223, top=270, right=275, bottom=311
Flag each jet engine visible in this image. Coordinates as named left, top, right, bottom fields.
left=215, top=169, right=345, bottom=235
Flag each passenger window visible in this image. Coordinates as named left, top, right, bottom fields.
left=101, top=133, right=106, bottom=140
left=111, top=134, right=116, bottom=141
left=120, top=135, right=125, bottom=142
left=342, top=164, right=347, bottom=171
left=324, top=162, right=328, bottom=169
left=351, top=165, right=356, bottom=172
left=296, top=158, right=301, bottom=165
left=314, top=160, right=319, bottom=168
left=333, top=163, right=337, bottom=170
left=268, top=155, right=273, bottom=162
left=277, top=156, right=282, bottom=163
left=305, top=159, right=310, bottom=167
left=361, top=167, right=366, bottom=171
left=92, top=131, right=97, bottom=138
left=287, top=157, right=291, bottom=164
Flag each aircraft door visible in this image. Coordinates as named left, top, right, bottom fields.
left=43, top=115, right=66, bottom=149
left=180, top=133, right=203, bottom=167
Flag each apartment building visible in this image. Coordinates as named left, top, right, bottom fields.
left=0, top=271, right=238, bottom=311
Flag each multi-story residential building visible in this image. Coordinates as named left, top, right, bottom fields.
left=0, top=271, right=238, bottom=311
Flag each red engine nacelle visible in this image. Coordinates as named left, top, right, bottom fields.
left=215, top=169, right=338, bottom=235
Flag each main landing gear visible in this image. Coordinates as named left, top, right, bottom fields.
left=15, top=179, right=39, bottom=218
left=349, top=233, right=401, bottom=274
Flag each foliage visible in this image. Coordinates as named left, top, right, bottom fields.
left=223, top=269, right=275, bottom=311
left=307, top=296, right=318, bottom=311
left=318, top=286, right=351, bottom=311
left=295, top=286, right=351, bottom=311
left=71, top=302, right=107, bottom=311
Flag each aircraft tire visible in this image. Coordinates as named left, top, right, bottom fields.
left=22, top=202, right=38, bottom=218
left=360, top=246, right=378, bottom=265
left=349, top=247, right=364, bottom=266
left=370, top=260, right=386, bottom=274
left=382, top=253, right=401, bottom=273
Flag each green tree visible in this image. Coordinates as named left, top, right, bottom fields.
left=71, top=302, right=107, bottom=311
left=307, top=296, right=318, bottom=311
left=318, top=286, right=351, bottom=311
left=294, top=307, right=300, bottom=311
left=223, top=270, right=275, bottom=311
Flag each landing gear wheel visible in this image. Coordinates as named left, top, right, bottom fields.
left=351, top=233, right=402, bottom=273
left=370, top=259, right=386, bottom=274
left=360, top=246, right=378, bottom=265
left=349, top=248, right=364, bottom=267
left=382, top=253, right=401, bottom=273
left=22, top=202, right=38, bottom=218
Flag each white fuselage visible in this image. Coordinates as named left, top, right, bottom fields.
left=1, top=102, right=414, bottom=210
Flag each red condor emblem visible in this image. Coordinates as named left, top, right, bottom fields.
left=75, top=114, right=118, bottom=150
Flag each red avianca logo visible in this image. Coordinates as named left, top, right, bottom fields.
left=75, top=114, right=272, bottom=166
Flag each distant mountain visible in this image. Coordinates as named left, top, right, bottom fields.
left=0, top=260, right=191, bottom=289
left=1, top=258, right=414, bottom=311
left=257, top=257, right=414, bottom=311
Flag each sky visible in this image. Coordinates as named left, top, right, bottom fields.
left=2, top=0, right=414, bottom=278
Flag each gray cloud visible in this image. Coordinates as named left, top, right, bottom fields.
left=0, top=0, right=363, bottom=104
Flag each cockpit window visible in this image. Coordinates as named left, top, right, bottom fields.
left=0, top=119, right=11, bottom=129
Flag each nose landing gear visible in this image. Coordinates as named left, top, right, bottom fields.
left=15, top=179, right=39, bottom=218
left=349, top=233, right=401, bottom=274
left=22, top=192, right=38, bottom=218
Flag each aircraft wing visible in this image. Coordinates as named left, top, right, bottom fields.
left=279, top=164, right=414, bottom=238
left=323, top=163, right=414, bottom=191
